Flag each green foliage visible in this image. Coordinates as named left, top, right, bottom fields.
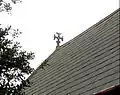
left=0, top=25, right=35, bottom=95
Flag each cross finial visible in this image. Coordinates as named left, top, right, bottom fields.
left=54, top=32, right=63, bottom=48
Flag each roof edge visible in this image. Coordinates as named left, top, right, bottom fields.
left=94, top=84, right=120, bottom=95
left=93, top=8, right=120, bottom=27
left=27, top=8, right=120, bottom=80
left=27, top=49, right=57, bottom=80
left=61, top=8, right=120, bottom=48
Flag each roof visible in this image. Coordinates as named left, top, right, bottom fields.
left=24, top=8, right=120, bottom=95
left=95, top=85, right=120, bottom=95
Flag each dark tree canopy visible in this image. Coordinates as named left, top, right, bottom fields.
left=0, top=0, right=34, bottom=94
left=0, top=0, right=22, bottom=13
left=0, top=25, right=35, bottom=94
left=0, top=0, right=48, bottom=94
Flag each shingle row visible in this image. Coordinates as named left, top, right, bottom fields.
left=25, top=8, right=120, bottom=95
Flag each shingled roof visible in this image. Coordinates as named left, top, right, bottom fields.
left=95, top=85, right=120, bottom=95
left=24, top=8, right=120, bottom=95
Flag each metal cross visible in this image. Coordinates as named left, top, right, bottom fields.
left=54, top=32, right=63, bottom=47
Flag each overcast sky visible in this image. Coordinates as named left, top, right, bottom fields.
left=0, top=0, right=119, bottom=69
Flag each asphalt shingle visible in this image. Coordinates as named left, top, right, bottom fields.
left=24, top=8, right=120, bottom=95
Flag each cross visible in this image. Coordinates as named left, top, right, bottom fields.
left=54, top=32, right=63, bottom=47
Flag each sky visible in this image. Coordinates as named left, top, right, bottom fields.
left=0, top=0, right=119, bottom=69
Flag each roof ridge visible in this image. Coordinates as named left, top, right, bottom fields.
left=60, top=8, right=120, bottom=49
left=27, top=8, right=120, bottom=80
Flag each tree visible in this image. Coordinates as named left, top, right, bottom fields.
left=0, top=0, right=49, bottom=94
left=0, top=25, right=35, bottom=94
left=0, top=0, right=33, bottom=94
left=0, top=0, right=22, bottom=13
